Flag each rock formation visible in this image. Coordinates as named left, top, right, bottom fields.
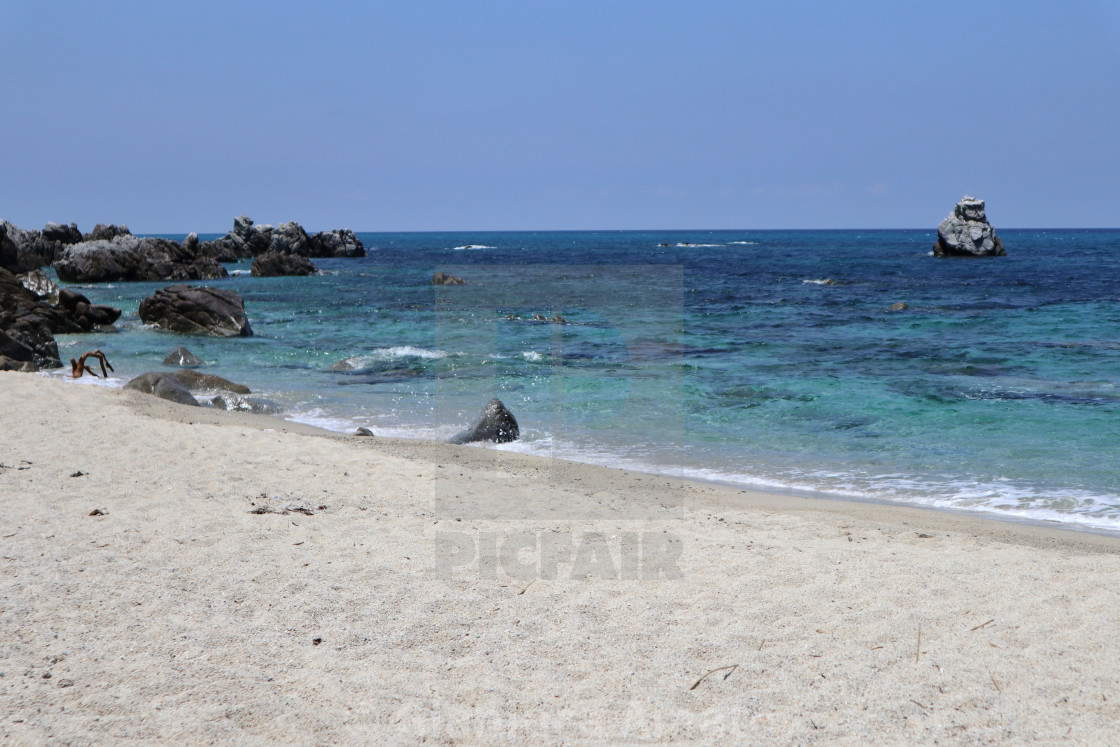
left=54, top=235, right=228, bottom=282
left=138, top=285, right=253, bottom=337
left=123, top=372, right=200, bottom=406
left=431, top=272, right=465, bottom=285
left=166, top=369, right=251, bottom=394
left=447, top=398, right=520, bottom=444
left=934, top=196, right=1006, bottom=257
left=251, top=250, right=318, bottom=277
left=199, top=215, right=366, bottom=260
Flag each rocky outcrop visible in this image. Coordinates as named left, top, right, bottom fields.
left=448, top=398, right=520, bottom=444
left=0, top=265, right=123, bottom=371
left=83, top=224, right=131, bottom=242
left=54, top=235, right=228, bottom=283
left=123, top=372, right=200, bottom=406
left=163, top=346, right=205, bottom=366
left=431, top=272, right=465, bottom=285
left=199, top=215, right=365, bottom=260
left=42, top=222, right=83, bottom=245
left=251, top=250, right=318, bottom=277
left=138, top=285, right=253, bottom=337
left=934, top=196, right=1006, bottom=257
left=2, top=220, right=65, bottom=269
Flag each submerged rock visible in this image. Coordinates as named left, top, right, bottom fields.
left=328, top=358, right=356, bottom=371
left=138, top=285, right=253, bottom=337
left=431, top=272, right=465, bottom=285
left=888, top=302, right=909, bottom=312
left=163, top=346, right=205, bottom=366
left=934, top=196, right=1006, bottom=257
left=123, top=372, right=200, bottom=406
left=448, top=398, right=520, bottom=445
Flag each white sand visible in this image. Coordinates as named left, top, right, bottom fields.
left=2, top=372, right=1119, bottom=744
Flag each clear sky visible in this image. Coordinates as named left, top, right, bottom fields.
left=2, top=1, right=1118, bottom=232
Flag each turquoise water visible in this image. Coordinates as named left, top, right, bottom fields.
left=51, top=229, right=1120, bottom=531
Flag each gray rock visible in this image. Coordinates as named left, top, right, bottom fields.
left=162, top=346, right=205, bottom=366
left=83, top=224, right=132, bottom=242
left=934, top=196, right=1006, bottom=257
left=889, top=302, right=908, bottom=312
left=53, top=235, right=229, bottom=282
left=57, top=287, right=122, bottom=327
left=448, top=398, right=520, bottom=444
left=42, top=222, right=82, bottom=245
left=355, top=427, right=374, bottom=436
left=197, top=214, right=273, bottom=261
left=123, top=372, right=200, bottom=406
left=167, top=369, right=251, bottom=394
left=269, top=221, right=314, bottom=255
left=251, top=250, right=318, bottom=277
left=310, top=228, right=366, bottom=258
left=210, top=394, right=283, bottom=414
left=328, top=358, right=356, bottom=371
left=138, top=285, right=253, bottom=337
left=182, top=232, right=200, bottom=253
left=1, top=220, right=66, bottom=270
left=19, top=269, right=59, bottom=304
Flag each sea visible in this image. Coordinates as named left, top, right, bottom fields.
left=48, top=229, right=1120, bottom=533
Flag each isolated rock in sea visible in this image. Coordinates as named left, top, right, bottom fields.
left=166, top=369, right=251, bottom=394
left=447, top=398, right=520, bottom=445
left=138, top=285, right=253, bottom=337
left=251, top=250, right=318, bottom=277
left=431, top=272, right=465, bottom=285
left=889, top=302, right=908, bottom=312
left=934, top=196, right=1006, bottom=257
left=210, top=393, right=283, bottom=414
left=53, top=235, right=229, bottom=282
left=311, top=228, right=365, bottom=258
left=162, top=346, right=205, bottom=366
left=83, top=223, right=132, bottom=242
left=123, top=372, right=200, bottom=406
left=328, top=358, right=356, bottom=371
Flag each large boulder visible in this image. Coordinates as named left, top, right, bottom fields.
left=138, top=285, right=253, bottom=337
left=210, top=393, right=284, bottom=415
left=56, top=287, right=122, bottom=327
left=123, top=372, right=200, bottom=406
left=310, top=228, right=365, bottom=258
left=53, top=235, right=229, bottom=282
left=269, top=221, right=314, bottom=255
left=251, top=249, right=318, bottom=277
left=934, top=196, right=1006, bottom=257
left=447, top=398, right=520, bottom=445
left=166, top=369, right=251, bottom=394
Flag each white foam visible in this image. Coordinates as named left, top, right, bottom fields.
left=521, top=351, right=543, bottom=362
left=40, top=370, right=126, bottom=389
left=729, top=241, right=759, bottom=245
left=803, top=278, right=837, bottom=285
left=452, top=244, right=495, bottom=251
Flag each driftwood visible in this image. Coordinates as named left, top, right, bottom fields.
left=71, top=349, right=114, bottom=379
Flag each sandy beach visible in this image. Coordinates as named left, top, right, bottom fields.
left=2, top=371, right=1119, bottom=744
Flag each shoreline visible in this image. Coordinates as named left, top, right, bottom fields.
left=5, top=372, right=1120, bottom=742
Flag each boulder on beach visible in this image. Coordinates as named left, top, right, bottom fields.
left=53, top=235, right=229, bottom=282
left=447, top=398, right=520, bottom=445
left=431, top=272, right=465, bottom=285
left=163, top=346, right=205, bottom=366
left=210, top=393, right=283, bottom=415
left=138, top=285, right=253, bottom=337
left=123, top=372, right=200, bottom=407
left=166, top=369, right=251, bottom=394
left=934, top=196, right=1006, bottom=257
left=251, top=250, right=318, bottom=277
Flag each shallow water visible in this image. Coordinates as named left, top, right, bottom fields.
left=51, top=229, right=1120, bottom=531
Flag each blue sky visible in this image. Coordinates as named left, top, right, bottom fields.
left=2, top=1, right=1118, bottom=232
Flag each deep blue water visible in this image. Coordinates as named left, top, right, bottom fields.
left=52, top=229, right=1120, bottom=531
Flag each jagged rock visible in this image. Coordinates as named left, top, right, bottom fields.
left=1, top=220, right=63, bottom=270
left=934, top=196, right=1006, bottom=257
left=123, top=372, right=200, bottom=406
left=251, top=250, right=318, bottom=277
left=182, top=232, right=200, bottom=253
left=448, top=398, right=520, bottom=445
left=269, top=221, right=314, bottom=255
left=198, top=214, right=273, bottom=260
left=431, top=272, right=465, bottom=285
left=166, top=369, right=251, bottom=394
left=210, top=393, right=283, bottom=414
left=0, top=223, right=25, bottom=274
left=83, top=224, right=131, bottom=242
left=54, top=235, right=229, bottom=282
left=42, top=222, right=83, bottom=245
left=310, top=228, right=365, bottom=258
left=162, top=346, right=205, bottom=366
left=19, top=269, right=59, bottom=304
left=138, top=285, right=253, bottom=337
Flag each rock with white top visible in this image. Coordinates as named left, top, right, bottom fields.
left=934, top=196, right=1006, bottom=257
